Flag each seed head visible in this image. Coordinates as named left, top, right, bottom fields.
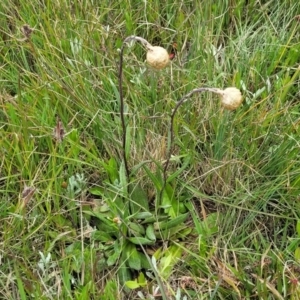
left=146, top=46, right=170, bottom=70
left=219, top=87, right=243, bottom=110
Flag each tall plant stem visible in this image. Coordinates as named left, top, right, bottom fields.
left=161, top=87, right=222, bottom=194
left=118, top=36, right=152, bottom=180
left=118, top=44, right=129, bottom=179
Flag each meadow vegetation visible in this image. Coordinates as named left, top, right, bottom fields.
left=1, top=0, right=300, bottom=299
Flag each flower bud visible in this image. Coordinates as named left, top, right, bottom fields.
left=113, top=217, right=121, bottom=225
left=219, top=87, right=243, bottom=110
left=146, top=45, right=170, bottom=70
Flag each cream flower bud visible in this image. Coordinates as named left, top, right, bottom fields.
left=219, top=87, right=243, bottom=110
left=146, top=45, right=170, bottom=70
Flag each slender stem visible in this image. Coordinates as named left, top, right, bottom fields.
left=118, top=37, right=169, bottom=300
left=118, top=43, right=129, bottom=179
left=123, top=35, right=152, bottom=49
left=161, top=87, right=221, bottom=193
left=118, top=36, right=153, bottom=180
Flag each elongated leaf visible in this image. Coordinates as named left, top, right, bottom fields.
left=134, top=212, right=153, bottom=220
left=100, top=280, right=118, bottom=300
left=295, top=248, right=300, bottom=261
left=142, top=165, right=162, bottom=190
left=297, top=220, right=300, bottom=237
left=159, top=245, right=183, bottom=279
left=155, top=225, right=189, bottom=240
left=128, top=222, right=145, bottom=236
left=107, top=241, right=121, bottom=266
left=130, top=184, right=149, bottom=213
left=107, top=251, right=120, bottom=266
left=154, top=213, right=189, bottom=230
left=128, top=237, right=155, bottom=245
left=107, top=157, right=119, bottom=183
left=125, top=126, right=132, bottom=162
left=119, top=161, right=128, bottom=197
left=118, top=266, right=131, bottom=293
left=89, top=186, right=103, bottom=196
left=166, top=154, right=191, bottom=182
left=127, top=246, right=142, bottom=270
left=146, top=224, right=156, bottom=241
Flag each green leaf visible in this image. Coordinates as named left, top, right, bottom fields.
left=89, top=186, right=103, bottom=196
left=134, top=212, right=153, bottom=220
left=130, top=184, right=150, bottom=213
left=146, top=224, right=156, bottom=241
left=127, top=247, right=142, bottom=271
left=107, top=241, right=121, bottom=266
left=99, top=280, right=118, bottom=300
left=119, top=161, right=128, bottom=197
left=128, top=237, right=155, bottom=245
left=14, top=264, right=27, bottom=300
left=118, top=266, right=131, bottom=292
left=107, top=251, right=119, bottom=266
left=166, top=154, right=191, bottom=182
left=137, top=272, right=147, bottom=286
left=139, top=252, right=151, bottom=269
left=295, top=248, right=300, bottom=261
left=92, top=230, right=114, bottom=243
left=125, top=126, right=132, bottom=161
left=128, top=222, right=145, bottom=236
left=158, top=245, right=183, bottom=279
left=140, top=214, right=169, bottom=224
left=154, top=213, right=189, bottom=230
left=155, top=225, right=188, bottom=240
left=109, top=77, right=120, bottom=102
left=107, top=157, right=119, bottom=183
left=177, top=227, right=193, bottom=238
left=202, top=213, right=218, bottom=236
left=143, top=165, right=162, bottom=190
left=297, top=220, right=300, bottom=237
left=125, top=280, right=140, bottom=289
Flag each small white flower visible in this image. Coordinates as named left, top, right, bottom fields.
left=219, top=87, right=243, bottom=110
left=146, top=46, right=170, bottom=70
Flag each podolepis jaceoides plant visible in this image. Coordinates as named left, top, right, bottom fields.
left=118, top=36, right=170, bottom=180
left=162, top=87, right=243, bottom=196
left=86, top=35, right=172, bottom=299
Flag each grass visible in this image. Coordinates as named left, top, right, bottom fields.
left=1, top=0, right=300, bottom=299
